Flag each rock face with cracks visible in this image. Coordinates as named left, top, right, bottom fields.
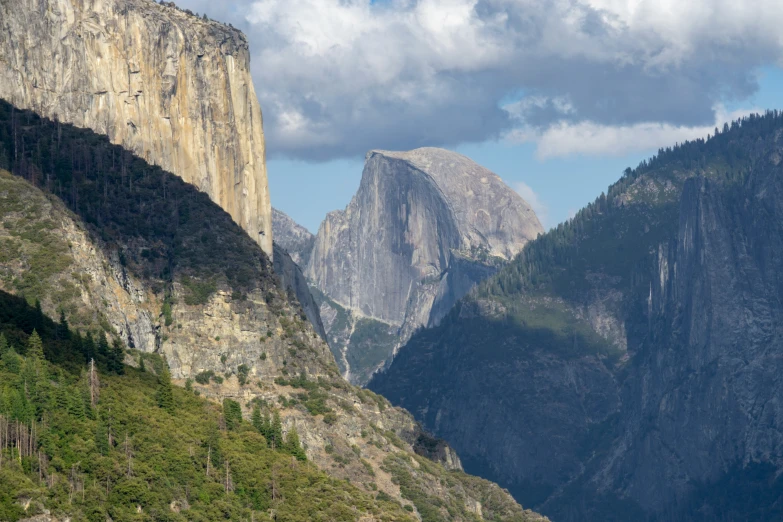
left=307, top=147, right=543, bottom=384
left=0, top=0, right=272, bottom=256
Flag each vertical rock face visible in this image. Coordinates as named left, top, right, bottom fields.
left=306, top=148, right=543, bottom=383
left=272, top=208, right=315, bottom=267
left=594, top=165, right=783, bottom=514
left=0, top=0, right=272, bottom=256
left=308, top=148, right=542, bottom=325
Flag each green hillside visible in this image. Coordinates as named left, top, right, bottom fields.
left=0, top=289, right=415, bottom=521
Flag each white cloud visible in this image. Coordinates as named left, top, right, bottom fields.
left=506, top=106, right=763, bottom=159
left=176, top=0, right=783, bottom=160
left=514, top=181, right=550, bottom=229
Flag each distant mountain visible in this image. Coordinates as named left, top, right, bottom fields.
left=370, top=111, right=783, bottom=521
left=272, top=208, right=316, bottom=267
left=306, top=148, right=543, bottom=384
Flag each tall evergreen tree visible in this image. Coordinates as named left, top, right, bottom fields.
left=108, top=338, right=125, bottom=375
left=68, top=389, right=86, bottom=419
left=97, top=333, right=110, bottom=367
left=156, top=367, right=175, bottom=414
left=83, top=333, right=96, bottom=362
left=0, top=333, right=8, bottom=355
left=285, top=427, right=307, bottom=461
left=33, top=300, right=44, bottom=331
left=270, top=411, right=283, bottom=450
left=251, top=406, right=263, bottom=432
left=69, top=331, right=84, bottom=363
left=56, top=310, right=70, bottom=341
left=223, top=399, right=243, bottom=431
left=27, top=329, right=44, bottom=360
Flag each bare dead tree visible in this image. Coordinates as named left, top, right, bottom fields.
left=124, top=433, right=133, bottom=477
left=224, top=460, right=233, bottom=493
left=89, top=359, right=100, bottom=408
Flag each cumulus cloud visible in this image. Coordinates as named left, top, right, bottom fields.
left=514, top=181, right=550, bottom=229
left=176, top=0, right=783, bottom=160
left=507, top=106, right=764, bottom=159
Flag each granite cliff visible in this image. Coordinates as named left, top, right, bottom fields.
left=307, top=148, right=543, bottom=384
left=0, top=100, right=546, bottom=522
left=272, top=208, right=315, bottom=267
left=0, top=0, right=272, bottom=256
left=370, top=112, right=783, bottom=521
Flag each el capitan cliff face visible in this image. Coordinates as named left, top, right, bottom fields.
left=0, top=0, right=272, bottom=256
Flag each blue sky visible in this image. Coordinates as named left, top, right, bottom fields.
left=270, top=67, right=783, bottom=232
left=176, top=0, right=783, bottom=233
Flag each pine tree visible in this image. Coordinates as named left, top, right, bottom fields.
left=156, top=367, right=175, bottom=414
left=285, top=427, right=306, bottom=461
left=251, top=406, right=263, bottom=432
left=108, top=338, right=125, bottom=375
left=223, top=399, right=242, bottom=431
left=55, top=377, right=70, bottom=410
left=27, top=329, right=45, bottom=361
left=83, top=333, right=96, bottom=362
left=97, top=333, right=110, bottom=367
left=270, top=411, right=283, bottom=450
left=70, top=331, right=84, bottom=363
left=56, top=310, right=70, bottom=341
left=68, top=390, right=86, bottom=419
left=33, top=300, right=44, bottom=331
left=0, top=333, right=8, bottom=355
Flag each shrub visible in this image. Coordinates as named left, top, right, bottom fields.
left=194, top=370, right=214, bottom=385
left=237, top=364, right=250, bottom=386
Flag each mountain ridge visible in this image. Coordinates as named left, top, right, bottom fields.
left=370, top=111, right=783, bottom=521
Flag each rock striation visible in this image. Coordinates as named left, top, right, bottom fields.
left=307, top=147, right=543, bottom=384
left=0, top=0, right=272, bottom=256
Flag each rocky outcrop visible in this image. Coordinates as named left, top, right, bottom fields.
left=0, top=170, right=158, bottom=354
left=370, top=113, right=783, bottom=521
left=273, top=208, right=315, bottom=266
left=307, top=148, right=543, bottom=384
left=0, top=0, right=272, bottom=256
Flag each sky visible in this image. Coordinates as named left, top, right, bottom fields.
left=177, top=0, right=783, bottom=232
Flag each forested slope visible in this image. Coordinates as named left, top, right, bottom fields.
left=371, top=111, right=783, bottom=521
